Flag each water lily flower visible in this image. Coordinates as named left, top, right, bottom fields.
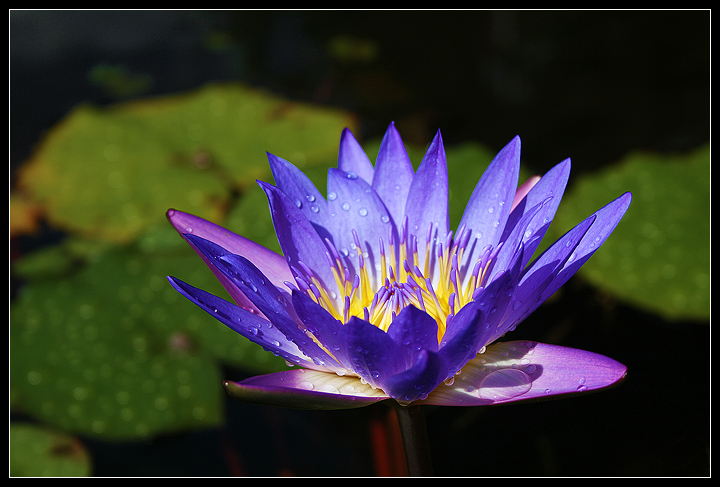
left=166, top=123, right=631, bottom=410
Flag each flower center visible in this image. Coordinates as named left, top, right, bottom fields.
left=292, top=220, right=495, bottom=343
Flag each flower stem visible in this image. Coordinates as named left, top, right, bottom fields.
left=392, top=403, right=433, bottom=476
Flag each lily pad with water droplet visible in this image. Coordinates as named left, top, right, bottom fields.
left=13, top=82, right=357, bottom=243
left=552, top=143, right=709, bottom=322
left=10, top=230, right=288, bottom=440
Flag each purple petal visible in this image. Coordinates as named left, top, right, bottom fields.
left=442, top=246, right=522, bottom=354
left=458, top=136, right=521, bottom=285
left=266, top=153, right=332, bottom=242
left=337, top=317, right=407, bottom=389
left=501, top=214, right=596, bottom=331
left=291, top=290, right=351, bottom=371
left=224, top=370, right=389, bottom=410
left=338, top=128, right=374, bottom=184
left=167, top=276, right=317, bottom=369
left=166, top=209, right=292, bottom=312
left=423, top=340, right=627, bottom=406
left=550, top=192, right=633, bottom=289
left=503, top=158, right=571, bottom=269
left=326, top=167, right=395, bottom=285
left=511, top=175, right=541, bottom=211
left=182, top=234, right=345, bottom=372
left=437, top=304, right=485, bottom=376
left=487, top=199, right=544, bottom=282
left=478, top=244, right=526, bottom=344
left=404, top=130, right=450, bottom=258
left=386, top=305, right=439, bottom=366
left=213, top=251, right=346, bottom=371
left=382, top=349, right=448, bottom=404
left=508, top=191, right=632, bottom=329
left=258, top=180, right=339, bottom=303
left=371, top=122, right=415, bottom=226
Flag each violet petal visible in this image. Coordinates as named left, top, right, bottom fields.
left=291, top=290, right=352, bottom=371
left=457, top=136, right=521, bottom=286
left=337, top=317, right=407, bottom=389
left=383, top=349, right=448, bottom=404
left=258, top=180, right=339, bottom=304
left=266, top=152, right=332, bottom=242
left=224, top=370, right=389, bottom=410
left=166, top=209, right=292, bottom=312
left=372, top=122, right=415, bottom=226
left=338, top=127, right=374, bottom=184
left=214, top=251, right=345, bottom=371
left=423, top=340, right=627, bottom=406
left=167, top=276, right=316, bottom=369
left=404, top=130, right=450, bottom=258
left=386, top=305, right=439, bottom=367
left=503, top=158, right=571, bottom=269
left=326, top=167, right=395, bottom=286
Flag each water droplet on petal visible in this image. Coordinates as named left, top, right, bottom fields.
left=341, top=202, right=350, bottom=211
left=306, top=194, right=316, bottom=202
left=298, top=381, right=314, bottom=390
left=358, top=208, right=368, bottom=217
left=478, top=368, right=532, bottom=400
left=294, top=199, right=303, bottom=208
left=328, top=191, right=337, bottom=201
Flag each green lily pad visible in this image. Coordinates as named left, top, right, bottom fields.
left=11, top=228, right=289, bottom=440
left=552, top=143, right=710, bottom=322
left=10, top=423, right=91, bottom=477
left=13, top=82, right=357, bottom=243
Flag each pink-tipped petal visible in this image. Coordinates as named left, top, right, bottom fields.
left=511, top=175, right=541, bottom=212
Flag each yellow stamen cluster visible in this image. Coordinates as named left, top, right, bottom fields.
left=296, top=222, right=494, bottom=344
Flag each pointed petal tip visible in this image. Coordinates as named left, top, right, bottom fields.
left=505, top=134, right=521, bottom=153
left=166, top=207, right=184, bottom=224
left=424, top=129, right=446, bottom=159
left=165, top=208, right=201, bottom=235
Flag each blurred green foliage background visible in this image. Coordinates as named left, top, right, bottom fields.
left=10, top=10, right=708, bottom=477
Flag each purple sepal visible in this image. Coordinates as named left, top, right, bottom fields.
left=224, top=371, right=390, bottom=410
left=423, top=340, right=627, bottom=406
